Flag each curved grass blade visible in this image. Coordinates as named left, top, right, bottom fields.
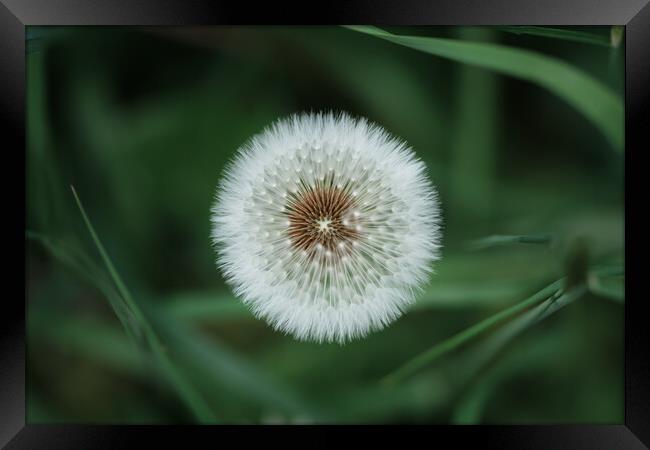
left=69, top=186, right=217, bottom=423
left=381, top=278, right=565, bottom=385
left=450, top=285, right=587, bottom=389
left=70, top=186, right=143, bottom=324
left=343, top=26, right=623, bottom=152
left=496, top=26, right=614, bottom=47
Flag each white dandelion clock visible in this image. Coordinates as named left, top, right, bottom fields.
left=211, top=112, right=441, bottom=343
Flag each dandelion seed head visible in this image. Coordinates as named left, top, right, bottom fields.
left=211, top=112, right=442, bottom=343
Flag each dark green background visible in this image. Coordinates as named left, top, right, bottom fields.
left=26, top=26, right=624, bottom=423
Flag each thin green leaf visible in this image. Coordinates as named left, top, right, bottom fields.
left=467, top=233, right=554, bottom=251
left=69, top=187, right=217, bottom=423
left=496, top=26, right=613, bottom=47
left=442, top=285, right=587, bottom=422
left=414, top=280, right=529, bottom=309
left=381, top=279, right=564, bottom=385
left=70, top=186, right=144, bottom=324
left=451, top=285, right=587, bottom=387
left=27, top=52, right=72, bottom=237
left=403, top=283, right=587, bottom=418
left=27, top=230, right=144, bottom=346
left=343, top=26, right=623, bottom=152
left=447, top=28, right=499, bottom=224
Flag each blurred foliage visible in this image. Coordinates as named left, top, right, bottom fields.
left=26, top=26, right=624, bottom=424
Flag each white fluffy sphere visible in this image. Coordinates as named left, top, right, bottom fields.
left=211, top=112, right=441, bottom=343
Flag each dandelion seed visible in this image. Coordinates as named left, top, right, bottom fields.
left=211, top=112, right=441, bottom=343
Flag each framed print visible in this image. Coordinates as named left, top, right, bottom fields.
left=2, top=0, right=649, bottom=447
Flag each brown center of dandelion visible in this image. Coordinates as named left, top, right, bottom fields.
left=286, top=185, right=360, bottom=256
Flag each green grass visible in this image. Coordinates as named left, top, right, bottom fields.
left=26, top=25, right=624, bottom=424
left=467, top=234, right=554, bottom=251
left=344, top=26, right=624, bottom=152
left=381, top=278, right=566, bottom=385
left=70, top=186, right=218, bottom=423
left=495, top=26, right=616, bottom=47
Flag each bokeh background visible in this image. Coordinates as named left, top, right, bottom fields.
left=26, top=26, right=624, bottom=424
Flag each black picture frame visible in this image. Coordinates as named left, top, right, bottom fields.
left=3, top=1, right=648, bottom=447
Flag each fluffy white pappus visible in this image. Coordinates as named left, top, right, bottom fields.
left=211, top=111, right=442, bottom=344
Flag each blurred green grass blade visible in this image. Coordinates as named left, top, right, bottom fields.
left=447, top=28, right=499, bottom=225
left=69, top=187, right=217, bottom=423
left=70, top=185, right=143, bottom=324
left=151, top=346, right=218, bottom=423
left=164, top=280, right=530, bottom=324
left=69, top=186, right=316, bottom=420
left=29, top=309, right=144, bottom=377
left=414, top=280, right=529, bottom=309
left=409, top=284, right=588, bottom=422
left=452, top=286, right=587, bottom=387
left=344, top=26, right=623, bottom=152
left=26, top=230, right=144, bottom=346
left=588, top=272, right=624, bottom=303
left=164, top=292, right=248, bottom=321
left=149, top=304, right=324, bottom=420
left=32, top=293, right=321, bottom=420
left=27, top=52, right=72, bottom=237
left=452, top=379, right=492, bottom=424
left=445, top=285, right=589, bottom=422
left=28, top=232, right=216, bottom=423
left=467, top=233, right=554, bottom=251
left=381, top=279, right=565, bottom=385
left=496, top=26, right=614, bottom=47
